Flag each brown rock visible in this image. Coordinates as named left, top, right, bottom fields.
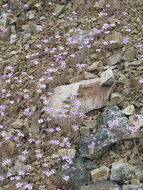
left=86, top=61, right=101, bottom=72
left=49, top=79, right=115, bottom=118
left=110, top=93, right=123, bottom=106
left=1, top=26, right=11, bottom=40
left=94, top=1, right=104, bottom=9
left=122, top=47, right=136, bottom=62
left=84, top=72, right=97, bottom=80
left=89, top=53, right=97, bottom=60
left=91, top=166, right=110, bottom=182
left=80, top=126, right=90, bottom=136
left=130, top=178, right=140, bottom=184
left=9, top=0, right=18, bottom=9
left=105, top=31, right=123, bottom=48
left=69, top=74, right=84, bottom=83
left=0, top=141, right=15, bottom=161
left=16, top=18, right=25, bottom=30
left=83, top=120, right=97, bottom=129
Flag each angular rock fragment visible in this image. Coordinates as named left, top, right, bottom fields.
left=110, top=93, right=123, bottom=106
left=122, top=105, right=135, bottom=116
left=122, top=47, right=136, bottom=62
left=56, top=157, right=98, bottom=187
left=100, top=68, right=114, bottom=86
left=105, top=31, right=123, bottom=48
left=54, top=4, right=65, bottom=16
left=80, top=106, right=131, bottom=159
left=106, top=53, right=123, bottom=66
left=86, top=61, right=101, bottom=72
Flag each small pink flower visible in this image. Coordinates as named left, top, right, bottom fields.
left=24, top=184, right=33, bottom=190
left=63, top=175, right=69, bottom=181
left=0, top=175, right=4, bottom=181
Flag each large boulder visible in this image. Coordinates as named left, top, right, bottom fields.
left=48, top=78, right=115, bottom=118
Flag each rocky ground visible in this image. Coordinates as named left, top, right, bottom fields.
left=0, top=0, right=143, bottom=190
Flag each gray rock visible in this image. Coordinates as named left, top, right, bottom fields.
left=66, top=49, right=88, bottom=65
left=1, top=12, right=9, bottom=27
left=14, top=159, right=27, bottom=173
left=54, top=4, right=65, bottom=16
left=11, top=25, right=16, bottom=33
left=56, top=157, right=98, bottom=188
left=80, top=106, right=130, bottom=159
left=110, top=162, right=143, bottom=182
left=125, top=59, right=143, bottom=67
left=106, top=53, right=123, bottom=66
left=79, top=180, right=122, bottom=190
left=10, top=33, right=17, bottom=44
left=100, top=68, right=114, bottom=86
left=71, top=30, right=96, bottom=47
left=105, top=31, right=123, bottom=48
left=26, top=10, right=36, bottom=20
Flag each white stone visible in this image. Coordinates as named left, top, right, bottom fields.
left=12, top=119, right=23, bottom=128
left=122, top=105, right=135, bottom=116
left=10, top=34, right=17, bottom=44
left=129, top=115, right=143, bottom=127
left=58, top=148, right=76, bottom=159
left=100, top=68, right=114, bottom=86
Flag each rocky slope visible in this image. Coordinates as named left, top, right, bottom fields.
left=0, top=0, right=143, bottom=190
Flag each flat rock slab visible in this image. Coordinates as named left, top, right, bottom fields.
left=80, top=106, right=131, bottom=159
left=48, top=78, right=115, bottom=117
left=79, top=180, right=122, bottom=190
left=110, top=162, right=143, bottom=182
left=106, top=53, right=123, bottom=66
